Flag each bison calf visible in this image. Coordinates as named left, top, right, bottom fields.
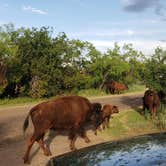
left=143, top=90, right=160, bottom=118
left=101, top=104, right=119, bottom=129
left=95, top=104, right=119, bottom=135
left=23, top=96, right=102, bottom=164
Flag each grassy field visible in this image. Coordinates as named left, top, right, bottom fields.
left=100, top=109, right=162, bottom=140
left=0, top=97, right=45, bottom=108
left=0, top=84, right=146, bottom=107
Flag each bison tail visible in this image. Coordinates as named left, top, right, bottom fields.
left=23, top=113, right=30, bottom=134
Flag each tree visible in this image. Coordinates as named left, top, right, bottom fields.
left=87, top=43, right=130, bottom=89
left=144, top=47, right=166, bottom=94
left=0, top=23, right=18, bottom=97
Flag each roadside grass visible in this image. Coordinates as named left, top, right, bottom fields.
left=0, top=84, right=146, bottom=107
left=144, top=103, right=166, bottom=130
left=101, top=109, right=160, bottom=140
left=78, top=84, right=146, bottom=98
left=126, top=84, right=146, bottom=93
left=0, top=97, right=45, bottom=108
left=77, top=88, right=107, bottom=97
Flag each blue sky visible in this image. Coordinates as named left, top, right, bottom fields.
left=0, top=0, right=166, bottom=54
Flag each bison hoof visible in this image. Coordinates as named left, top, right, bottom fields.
left=85, top=139, right=90, bottom=143
left=23, top=157, right=30, bottom=165
left=44, top=150, right=52, bottom=156
left=70, top=146, right=77, bottom=151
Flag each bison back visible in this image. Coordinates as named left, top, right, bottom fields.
left=30, top=96, right=92, bottom=130
left=143, top=90, right=160, bottom=107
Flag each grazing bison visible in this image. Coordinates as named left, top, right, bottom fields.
left=106, top=80, right=128, bottom=94
left=143, top=90, right=160, bottom=118
left=101, top=104, right=119, bottom=129
left=23, top=96, right=102, bottom=164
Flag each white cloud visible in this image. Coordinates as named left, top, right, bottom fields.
left=89, top=40, right=166, bottom=55
left=127, top=30, right=134, bottom=35
left=69, top=29, right=135, bottom=38
left=22, top=5, right=47, bottom=15
left=95, top=19, right=160, bottom=26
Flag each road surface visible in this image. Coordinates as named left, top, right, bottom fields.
left=0, top=92, right=143, bottom=166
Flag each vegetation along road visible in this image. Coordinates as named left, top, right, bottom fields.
left=0, top=92, right=160, bottom=166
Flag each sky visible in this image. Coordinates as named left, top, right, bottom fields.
left=0, top=0, right=166, bottom=54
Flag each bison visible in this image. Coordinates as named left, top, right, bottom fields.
left=143, top=90, right=160, bottom=118
left=94, top=104, right=119, bottom=135
left=23, top=96, right=102, bottom=164
left=106, top=80, right=128, bottom=94
left=101, top=104, right=119, bottom=129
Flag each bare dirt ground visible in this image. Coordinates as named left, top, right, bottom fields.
left=0, top=92, right=144, bottom=166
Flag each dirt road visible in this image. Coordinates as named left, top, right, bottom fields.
left=0, top=92, right=143, bottom=166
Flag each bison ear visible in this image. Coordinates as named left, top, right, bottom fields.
left=92, top=103, right=102, bottom=114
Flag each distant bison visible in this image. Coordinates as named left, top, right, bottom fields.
left=23, top=96, right=102, bottom=164
left=101, top=104, right=119, bottom=129
left=143, top=90, right=160, bottom=118
left=106, top=80, right=128, bottom=94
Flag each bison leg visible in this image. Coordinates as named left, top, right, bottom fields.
left=94, top=125, right=102, bottom=135
left=37, top=135, right=52, bottom=156
left=106, top=116, right=111, bottom=128
left=149, top=106, right=154, bottom=118
left=95, top=126, right=102, bottom=135
left=23, top=134, right=36, bottom=164
left=68, top=130, right=77, bottom=151
left=151, top=106, right=157, bottom=118
left=153, top=106, right=157, bottom=117
left=102, top=120, right=107, bottom=130
left=142, top=99, right=146, bottom=115
left=79, top=127, right=90, bottom=143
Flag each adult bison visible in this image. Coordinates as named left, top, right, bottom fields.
left=23, top=96, right=102, bottom=164
left=106, top=80, right=128, bottom=94
left=143, top=90, right=160, bottom=118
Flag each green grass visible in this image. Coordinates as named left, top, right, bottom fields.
left=0, top=97, right=45, bottom=108
left=151, top=103, right=166, bottom=130
left=77, top=88, right=107, bottom=98
left=0, top=84, right=146, bottom=107
left=126, top=84, right=146, bottom=93
left=101, top=109, right=160, bottom=140
left=78, top=84, right=146, bottom=98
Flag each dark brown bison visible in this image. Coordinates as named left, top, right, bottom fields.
left=106, top=80, right=128, bottom=94
left=23, top=96, right=102, bottom=164
left=101, top=104, right=119, bottom=129
left=143, top=90, right=160, bottom=118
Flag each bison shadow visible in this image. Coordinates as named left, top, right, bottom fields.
left=43, top=124, right=97, bottom=155
left=117, top=94, right=144, bottom=115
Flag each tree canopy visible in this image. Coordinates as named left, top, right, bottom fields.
left=0, top=23, right=165, bottom=98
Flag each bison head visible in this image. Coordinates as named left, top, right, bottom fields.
left=112, top=105, right=119, bottom=114
left=91, top=103, right=103, bottom=135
